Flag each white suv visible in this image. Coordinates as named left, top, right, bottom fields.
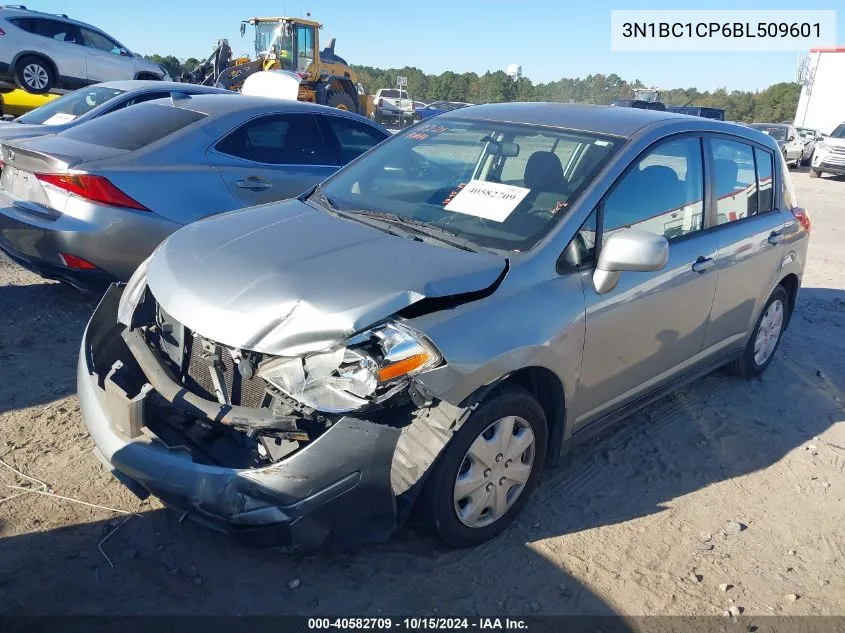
left=810, top=122, right=845, bottom=179
left=0, top=7, right=168, bottom=94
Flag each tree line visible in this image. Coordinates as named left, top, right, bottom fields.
left=145, top=53, right=800, bottom=124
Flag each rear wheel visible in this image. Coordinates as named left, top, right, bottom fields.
left=325, top=90, right=356, bottom=113
left=418, top=386, right=547, bottom=548
left=15, top=56, right=53, bottom=94
left=727, top=285, right=788, bottom=379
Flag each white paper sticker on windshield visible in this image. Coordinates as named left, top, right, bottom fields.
left=42, top=113, right=77, bottom=126
left=444, top=179, right=530, bottom=222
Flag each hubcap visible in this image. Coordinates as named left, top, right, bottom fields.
left=753, top=299, right=784, bottom=366
left=23, top=64, right=48, bottom=90
left=453, top=416, right=536, bottom=528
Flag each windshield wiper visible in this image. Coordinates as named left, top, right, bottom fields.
left=304, top=187, right=486, bottom=253
left=305, top=187, right=422, bottom=242
left=345, top=210, right=486, bottom=253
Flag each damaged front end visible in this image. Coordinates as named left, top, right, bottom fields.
left=78, top=279, right=466, bottom=549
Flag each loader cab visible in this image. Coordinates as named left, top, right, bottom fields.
left=247, top=18, right=318, bottom=75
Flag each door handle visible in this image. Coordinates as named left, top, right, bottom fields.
left=768, top=231, right=784, bottom=245
left=235, top=178, right=271, bottom=191
left=692, top=256, right=715, bottom=274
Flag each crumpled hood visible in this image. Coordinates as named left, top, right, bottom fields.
left=146, top=199, right=507, bottom=357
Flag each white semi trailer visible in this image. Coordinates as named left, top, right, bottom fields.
left=794, top=47, right=845, bottom=135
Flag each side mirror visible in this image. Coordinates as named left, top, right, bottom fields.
left=788, top=135, right=795, bottom=141
left=593, top=229, right=669, bottom=294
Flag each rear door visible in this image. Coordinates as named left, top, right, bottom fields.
left=24, top=18, right=87, bottom=81
left=700, top=136, right=787, bottom=352
left=79, top=27, right=131, bottom=82
left=207, top=113, right=337, bottom=206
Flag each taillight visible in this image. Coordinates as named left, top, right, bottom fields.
left=59, top=253, right=97, bottom=270
left=377, top=98, right=383, bottom=108
left=0, top=27, right=6, bottom=36
left=35, top=174, right=148, bottom=211
left=791, top=207, right=811, bottom=232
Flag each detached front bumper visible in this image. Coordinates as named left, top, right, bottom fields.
left=78, top=285, right=407, bottom=549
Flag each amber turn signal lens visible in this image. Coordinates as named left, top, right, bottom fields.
left=377, top=352, right=431, bottom=382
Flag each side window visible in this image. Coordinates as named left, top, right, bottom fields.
left=326, top=117, right=386, bottom=164
left=216, top=114, right=331, bottom=165
left=81, top=28, right=121, bottom=54
left=9, top=17, right=36, bottom=33
left=603, top=137, right=704, bottom=242
left=34, top=19, right=80, bottom=43
left=295, top=25, right=315, bottom=72
left=559, top=209, right=597, bottom=271
left=755, top=148, right=774, bottom=213
left=712, top=138, right=757, bottom=225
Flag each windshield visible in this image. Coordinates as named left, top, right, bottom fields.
left=18, top=87, right=125, bottom=125
left=751, top=124, right=787, bottom=141
left=830, top=124, right=845, bottom=139
left=254, top=21, right=293, bottom=68
left=316, top=118, right=620, bottom=252
left=797, top=128, right=814, bottom=138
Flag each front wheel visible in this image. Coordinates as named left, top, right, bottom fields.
left=810, top=167, right=821, bottom=178
left=417, top=386, right=548, bottom=548
left=325, top=90, right=356, bottom=113
left=727, top=285, right=789, bottom=379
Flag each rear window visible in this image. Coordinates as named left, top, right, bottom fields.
left=380, top=90, right=408, bottom=99
left=62, top=103, right=207, bottom=151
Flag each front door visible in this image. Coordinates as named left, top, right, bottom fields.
left=575, top=136, right=720, bottom=427
left=80, top=27, right=129, bottom=82
left=207, top=113, right=338, bottom=206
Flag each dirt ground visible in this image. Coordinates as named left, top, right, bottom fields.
left=0, top=170, right=843, bottom=618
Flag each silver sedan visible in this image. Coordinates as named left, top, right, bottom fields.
left=0, top=94, right=389, bottom=291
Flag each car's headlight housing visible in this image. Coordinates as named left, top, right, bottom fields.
left=817, top=141, right=831, bottom=153
left=258, top=322, right=442, bottom=413
left=117, top=256, right=151, bottom=326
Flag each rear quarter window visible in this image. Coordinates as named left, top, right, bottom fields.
left=62, top=103, right=207, bottom=151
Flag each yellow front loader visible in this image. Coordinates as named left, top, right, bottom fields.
left=194, top=17, right=373, bottom=118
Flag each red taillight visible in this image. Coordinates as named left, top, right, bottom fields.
left=296, top=71, right=308, bottom=79
left=35, top=174, right=148, bottom=211
left=377, top=98, right=383, bottom=108
left=791, top=207, right=811, bottom=232
left=0, top=27, right=6, bottom=36
left=59, top=253, right=97, bottom=270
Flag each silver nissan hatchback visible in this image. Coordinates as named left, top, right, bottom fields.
left=78, top=103, right=810, bottom=549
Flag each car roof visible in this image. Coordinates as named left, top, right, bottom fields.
left=0, top=7, right=115, bottom=35
left=146, top=92, right=376, bottom=121
left=89, top=80, right=227, bottom=93
left=442, top=102, right=683, bottom=137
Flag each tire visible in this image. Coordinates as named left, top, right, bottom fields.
left=136, top=73, right=161, bottom=81
left=417, top=385, right=548, bottom=548
left=727, top=285, right=789, bottom=379
left=810, top=167, right=821, bottom=178
left=325, top=90, right=356, bottom=113
left=15, top=56, right=53, bottom=94
left=801, top=151, right=812, bottom=167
